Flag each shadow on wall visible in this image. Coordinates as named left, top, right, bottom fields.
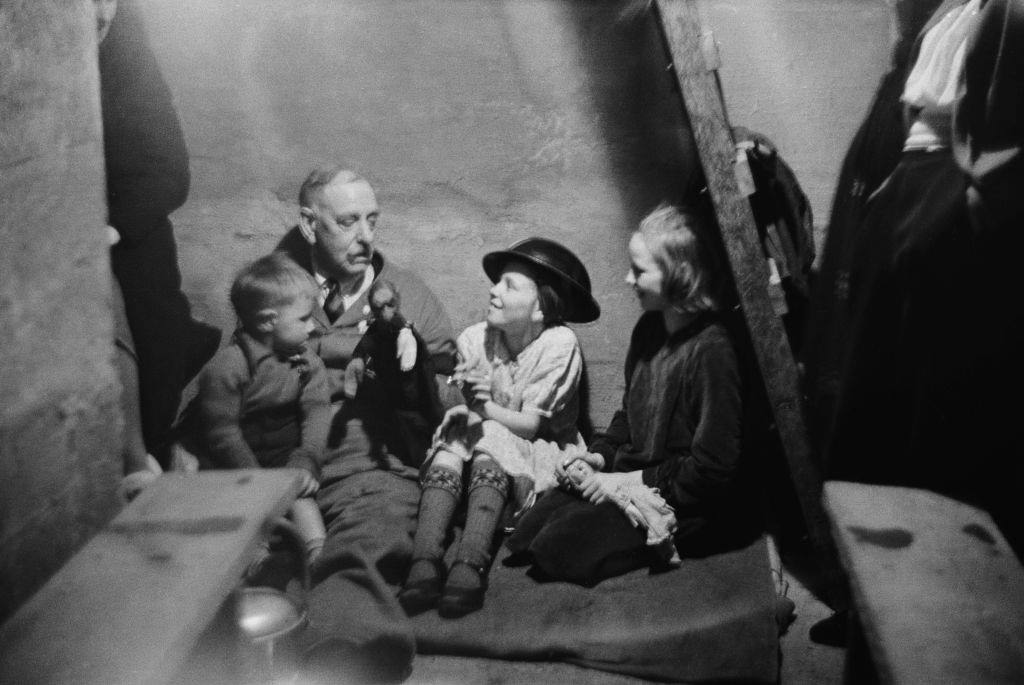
left=562, top=2, right=703, bottom=214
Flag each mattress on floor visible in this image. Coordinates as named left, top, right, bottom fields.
left=411, top=535, right=779, bottom=683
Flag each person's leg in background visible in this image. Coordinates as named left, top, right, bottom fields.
left=110, top=276, right=163, bottom=502
left=111, top=221, right=220, bottom=461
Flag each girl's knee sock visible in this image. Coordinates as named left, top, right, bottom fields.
left=408, top=465, right=461, bottom=582
left=449, top=464, right=509, bottom=588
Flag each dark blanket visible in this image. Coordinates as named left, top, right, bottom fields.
left=412, top=536, right=778, bottom=683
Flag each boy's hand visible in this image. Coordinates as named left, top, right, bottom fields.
left=343, top=358, right=366, bottom=400
left=296, top=470, right=320, bottom=498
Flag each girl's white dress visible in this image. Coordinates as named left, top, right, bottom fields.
left=428, top=321, right=585, bottom=512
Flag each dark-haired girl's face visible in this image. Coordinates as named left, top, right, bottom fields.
left=487, top=264, right=543, bottom=331
left=626, top=233, right=670, bottom=313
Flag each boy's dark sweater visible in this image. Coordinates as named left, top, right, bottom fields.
left=196, top=331, right=332, bottom=478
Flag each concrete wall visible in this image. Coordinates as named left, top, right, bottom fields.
left=0, top=0, right=892, bottom=621
left=0, top=0, right=122, bottom=620
left=137, top=0, right=892, bottom=428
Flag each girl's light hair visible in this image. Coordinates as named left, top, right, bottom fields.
left=637, top=204, right=719, bottom=314
left=230, top=252, right=318, bottom=327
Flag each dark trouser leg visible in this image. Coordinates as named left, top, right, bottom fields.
left=303, top=469, right=419, bottom=683
left=528, top=498, right=648, bottom=586
left=111, top=219, right=219, bottom=457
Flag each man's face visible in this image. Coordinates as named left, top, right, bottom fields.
left=302, top=179, right=379, bottom=282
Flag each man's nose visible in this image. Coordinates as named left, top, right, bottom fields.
left=625, top=270, right=635, bottom=286
left=356, top=219, right=373, bottom=243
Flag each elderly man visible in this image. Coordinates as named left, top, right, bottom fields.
left=283, top=167, right=456, bottom=682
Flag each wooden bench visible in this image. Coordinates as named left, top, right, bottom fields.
left=0, top=469, right=302, bottom=685
left=824, top=481, right=1024, bottom=684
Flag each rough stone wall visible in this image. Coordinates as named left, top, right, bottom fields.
left=0, top=1, right=122, bottom=620
left=706, top=0, right=891, bottom=257
left=135, top=0, right=889, bottom=427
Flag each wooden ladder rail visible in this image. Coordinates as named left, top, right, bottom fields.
left=652, top=0, right=846, bottom=607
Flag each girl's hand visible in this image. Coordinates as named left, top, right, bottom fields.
left=297, top=470, right=320, bottom=498
left=579, top=471, right=637, bottom=505
left=462, top=367, right=492, bottom=408
left=433, top=404, right=472, bottom=444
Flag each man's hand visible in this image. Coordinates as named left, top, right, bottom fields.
left=296, top=469, right=320, bottom=498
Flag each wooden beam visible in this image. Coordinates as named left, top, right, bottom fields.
left=652, top=0, right=845, bottom=605
left=0, top=469, right=303, bottom=685
left=824, top=481, right=1024, bottom=683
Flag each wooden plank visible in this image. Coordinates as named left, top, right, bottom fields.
left=652, top=0, right=844, bottom=604
left=824, top=481, right=1024, bottom=684
left=0, top=469, right=303, bottom=685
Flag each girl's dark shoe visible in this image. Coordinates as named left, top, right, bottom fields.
left=397, top=558, right=445, bottom=616
left=438, top=560, right=487, bottom=619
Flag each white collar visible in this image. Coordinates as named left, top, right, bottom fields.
left=312, top=262, right=376, bottom=307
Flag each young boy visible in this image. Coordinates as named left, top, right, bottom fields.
left=193, top=252, right=331, bottom=564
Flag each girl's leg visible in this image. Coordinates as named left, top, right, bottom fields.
left=439, top=456, right=509, bottom=618
left=505, top=488, right=578, bottom=560
left=399, top=448, right=463, bottom=615
left=529, top=499, right=648, bottom=586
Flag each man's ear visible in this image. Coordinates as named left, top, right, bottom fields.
left=254, top=308, right=278, bottom=333
left=298, top=208, right=318, bottom=245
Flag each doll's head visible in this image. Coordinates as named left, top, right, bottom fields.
left=564, top=458, right=595, bottom=487
left=368, top=279, right=400, bottom=322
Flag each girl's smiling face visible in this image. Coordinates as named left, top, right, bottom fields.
left=486, top=262, right=543, bottom=331
left=626, top=232, right=670, bottom=312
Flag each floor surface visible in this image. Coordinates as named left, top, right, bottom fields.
left=407, top=550, right=847, bottom=684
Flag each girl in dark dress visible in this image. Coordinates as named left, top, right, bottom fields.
left=507, top=205, right=760, bottom=585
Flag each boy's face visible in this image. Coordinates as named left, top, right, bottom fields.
left=271, top=295, right=316, bottom=355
